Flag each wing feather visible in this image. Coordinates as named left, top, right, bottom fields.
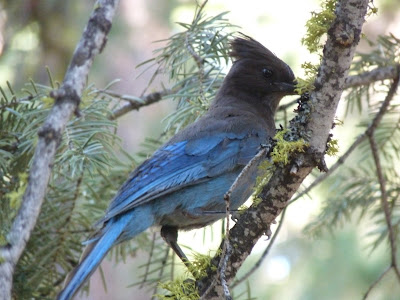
left=101, top=132, right=263, bottom=222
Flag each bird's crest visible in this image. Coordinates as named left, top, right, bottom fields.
left=229, top=33, right=278, bottom=63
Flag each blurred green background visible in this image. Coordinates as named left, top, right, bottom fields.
left=1, top=0, right=400, bottom=299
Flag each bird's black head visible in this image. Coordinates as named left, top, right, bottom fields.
left=217, top=34, right=296, bottom=113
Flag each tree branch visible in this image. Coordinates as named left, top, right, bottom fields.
left=108, top=88, right=175, bottom=120
left=362, top=266, right=391, bottom=300
left=366, top=70, right=400, bottom=288
left=345, top=65, right=399, bottom=88
left=231, top=207, right=287, bottom=288
left=197, top=1, right=369, bottom=298
left=368, top=135, right=400, bottom=280
left=0, top=1, right=119, bottom=299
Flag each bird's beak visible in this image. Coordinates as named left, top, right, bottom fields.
left=273, top=81, right=298, bottom=95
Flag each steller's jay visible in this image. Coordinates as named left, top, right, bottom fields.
left=57, top=35, right=296, bottom=300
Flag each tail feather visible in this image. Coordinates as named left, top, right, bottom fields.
left=57, top=213, right=132, bottom=300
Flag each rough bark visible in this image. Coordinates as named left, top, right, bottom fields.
left=0, top=1, right=119, bottom=299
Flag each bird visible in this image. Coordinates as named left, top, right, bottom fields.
left=57, top=34, right=296, bottom=300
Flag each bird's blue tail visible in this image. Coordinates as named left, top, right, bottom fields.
left=57, top=207, right=154, bottom=300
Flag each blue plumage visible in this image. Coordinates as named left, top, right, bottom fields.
left=57, top=35, right=296, bottom=300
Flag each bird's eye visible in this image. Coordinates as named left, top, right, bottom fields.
left=262, top=68, right=273, bottom=78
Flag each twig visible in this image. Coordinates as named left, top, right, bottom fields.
left=185, top=33, right=204, bottom=69
left=185, top=31, right=206, bottom=104
left=109, top=89, right=175, bottom=120
left=226, top=148, right=268, bottom=201
left=220, top=243, right=232, bottom=300
left=345, top=65, right=399, bottom=88
left=366, top=70, right=400, bottom=135
left=0, top=1, right=119, bottom=299
left=362, top=266, right=391, bottom=300
left=367, top=64, right=400, bottom=280
left=219, top=148, right=267, bottom=292
left=220, top=181, right=231, bottom=300
left=368, top=135, right=400, bottom=281
left=231, top=207, right=287, bottom=288
left=0, top=95, right=33, bottom=111
left=363, top=68, right=400, bottom=295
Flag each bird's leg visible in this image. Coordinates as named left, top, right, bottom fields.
left=160, top=226, right=193, bottom=272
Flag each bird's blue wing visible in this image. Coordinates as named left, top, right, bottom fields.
left=101, top=132, right=262, bottom=222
